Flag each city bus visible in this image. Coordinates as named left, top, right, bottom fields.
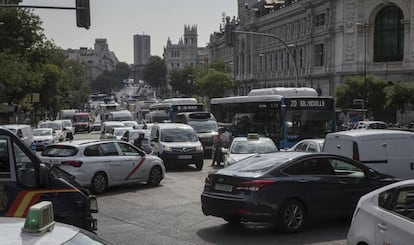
left=148, top=98, right=204, bottom=123
left=210, top=87, right=336, bottom=149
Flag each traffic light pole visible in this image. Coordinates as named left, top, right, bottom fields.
left=0, top=0, right=90, bottom=29
left=0, top=4, right=75, bottom=10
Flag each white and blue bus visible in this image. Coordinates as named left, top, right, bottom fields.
left=148, top=98, right=204, bottom=123
left=210, top=87, right=336, bottom=149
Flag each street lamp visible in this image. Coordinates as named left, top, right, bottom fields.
left=356, top=20, right=368, bottom=118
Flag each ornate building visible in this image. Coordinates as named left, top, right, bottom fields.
left=209, top=0, right=414, bottom=96
left=163, top=25, right=209, bottom=73
left=65, top=39, right=119, bottom=80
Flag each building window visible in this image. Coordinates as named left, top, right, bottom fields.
left=299, top=48, right=303, bottom=69
left=314, top=44, right=324, bottom=67
left=374, top=6, right=404, bottom=62
left=314, top=13, right=325, bottom=27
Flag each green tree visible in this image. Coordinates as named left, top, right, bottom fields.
left=197, top=70, right=235, bottom=99
left=385, top=82, right=414, bottom=122
left=90, top=62, right=130, bottom=94
left=143, top=56, right=167, bottom=89
left=335, top=76, right=387, bottom=119
left=168, top=66, right=196, bottom=97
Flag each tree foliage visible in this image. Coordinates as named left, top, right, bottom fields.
left=335, top=76, right=387, bottom=118
left=90, top=62, right=130, bottom=94
left=197, top=70, right=235, bottom=99
left=168, top=66, right=196, bottom=97
left=0, top=8, right=91, bottom=120
left=143, top=56, right=167, bottom=88
left=385, top=82, right=414, bottom=114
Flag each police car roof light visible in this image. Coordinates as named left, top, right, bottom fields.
left=22, top=201, right=55, bottom=235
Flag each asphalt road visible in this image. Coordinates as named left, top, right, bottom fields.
left=76, top=131, right=348, bottom=245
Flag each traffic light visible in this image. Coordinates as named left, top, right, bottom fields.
left=76, top=0, right=90, bottom=29
left=224, top=16, right=236, bottom=47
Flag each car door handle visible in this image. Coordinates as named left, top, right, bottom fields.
left=339, top=181, right=349, bottom=185
left=411, top=162, right=414, bottom=170
left=377, top=223, right=387, bottom=231
left=297, top=179, right=308, bottom=183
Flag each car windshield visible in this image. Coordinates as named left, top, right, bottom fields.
left=42, top=145, right=78, bottom=157
left=73, top=115, right=89, bottom=122
left=33, top=129, right=52, bottom=136
left=62, top=121, right=72, bottom=127
left=187, top=121, right=218, bottom=133
left=161, top=129, right=198, bottom=142
left=231, top=140, right=278, bottom=154
left=39, top=122, right=62, bottom=130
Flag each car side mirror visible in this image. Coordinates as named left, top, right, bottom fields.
left=152, top=138, right=159, bottom=143
left=39, top=163, right=49, bottom=186
left=222, top=148, right=229, bottom=154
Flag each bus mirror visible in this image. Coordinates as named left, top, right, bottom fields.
left=281, top=105, right=286, bottom=118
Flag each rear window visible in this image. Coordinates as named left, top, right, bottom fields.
left=42, top=145, right=78, bottom=157
left=225, top=154, right=286, bottom=173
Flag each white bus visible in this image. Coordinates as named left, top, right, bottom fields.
left=148, top=98, right=204, bottom=123
left=210, top=87, right=336, bottom=149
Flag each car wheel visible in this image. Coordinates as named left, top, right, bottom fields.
left=277, top=199, right=306, bottom=233
left=147, top=166, right=162, bottom=186
left=90, top=172, right=108, bottom=194
left=195, top=161, right=203, bottom=170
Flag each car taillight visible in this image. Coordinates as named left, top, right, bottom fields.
left=61, top=160, right=83, bottom=168
left=353, top=141, right=360, bottom=161
left=236, top=180, right=275, bottom=191
left=204, top=176, right=212, bottom=186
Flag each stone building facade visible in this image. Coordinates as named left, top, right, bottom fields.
left=65, top=38, right=119, bottom=80
left=163, top=25, right=209, bottom=73
left=209, top=0, right=414, bottom=96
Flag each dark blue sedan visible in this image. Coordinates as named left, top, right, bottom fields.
left=201, top=152, right=397, bottom=233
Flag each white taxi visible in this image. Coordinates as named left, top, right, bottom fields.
left=347, top=179, right=414, bottom=245
left=0, top=201, right=111, bottom=245
left=40, top=140, right=165, bottom=194
left=224, top=134, right=278, bottom=167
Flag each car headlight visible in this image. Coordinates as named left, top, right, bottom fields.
left=196, top=145, right=203, bottom=151
left=163, top=145, right=172, bottom=152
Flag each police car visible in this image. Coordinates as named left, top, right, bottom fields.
left=223, top=134, right=279, bottom=166
left=0, top=201, right=111, bottom=245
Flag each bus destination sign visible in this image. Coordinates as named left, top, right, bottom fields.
left=285, top=98, right=333, bottom=109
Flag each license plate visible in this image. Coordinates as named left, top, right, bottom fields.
left=178, top=155, right=192, bottom=159
left=215, top=183, right=233, bottom=192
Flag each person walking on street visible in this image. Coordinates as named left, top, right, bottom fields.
left=211, top=128, right=227, bottom=166
left=133, top=130, right=146, bottom=149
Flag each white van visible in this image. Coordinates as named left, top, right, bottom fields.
left=323, top=130, right=414, bottom=179
left=149, top=123, right=204, bottom=170
left=1, top=124, right=34, bottom=147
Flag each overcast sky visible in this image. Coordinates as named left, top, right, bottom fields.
left=22, top=0, right=238, bottom=64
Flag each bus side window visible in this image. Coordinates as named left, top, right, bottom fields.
left=13, top=142, right=36, bottom=187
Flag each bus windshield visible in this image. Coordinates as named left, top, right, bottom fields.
left=284, top=109, right=334, bottom=141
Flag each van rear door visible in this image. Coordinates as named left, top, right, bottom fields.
left=323, top=134, right=354, bottom=158
left=357, top=135, right=389, bottom=174
left=384, top=134, right=414, bottom=179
